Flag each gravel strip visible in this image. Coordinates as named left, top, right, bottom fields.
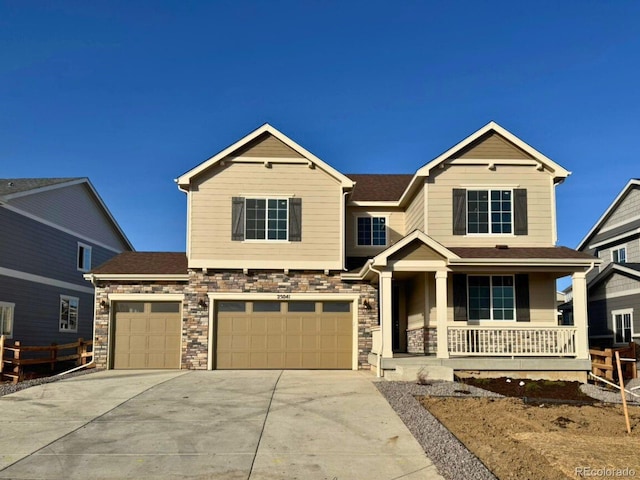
left=581, top=377, right=640, bottom=405
left=0, top=368, right=99, bottom=398
left=376, top=380, right=499, bottom=480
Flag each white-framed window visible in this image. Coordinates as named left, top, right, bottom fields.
left=612, top=246, right=627, bottom=264
left=59, top=295, right=79, bottom=332
left=0, top=302, right=14, bottom=338
left=245, top=198, right=288, bottom=241
left=77, top=243, right=92, bottom=272
left=467, top=189, right=512, bottom=234
left=612, top=309, right=633, bottom=344
left=468, top=275, right=515, bottom=321
left=356, top=216, right=387, bottom=246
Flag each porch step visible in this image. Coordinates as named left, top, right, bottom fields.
left=384, top=364, right=454, bottom=382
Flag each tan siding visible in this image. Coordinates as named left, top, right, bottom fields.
left=8, top=183, right=129, bottom=251
left=405, top=185, right=425, bottom=233
left=407, top=273, right=426, bottom=330
left=426, top=164, right=554, bottom=247
left=189, top=162, right=341, bottom=267
left=345, top=207, right=405, bottom=258
left=601, top=186, right=640, bottom=230
left=453, top=132, right=534, bottom=160
left=230, top=133, right=303, bottom=158
left=389, top=242, right=444, bottom=261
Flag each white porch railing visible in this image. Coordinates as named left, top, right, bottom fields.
left=371, top=327, right=382, bottom=355
left=447, top=326, right=578, bottom=357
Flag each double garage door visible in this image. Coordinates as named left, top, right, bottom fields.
left=216, top=300, right=353, bottom=369
left=112, top=300, right=353, bottom=370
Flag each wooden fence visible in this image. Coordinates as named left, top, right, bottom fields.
left=590, top=342, right=637, bottom=382
left=0, top=336, right=93, bottom=384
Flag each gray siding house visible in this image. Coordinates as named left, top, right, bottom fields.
left=576, top=179, right=640, bottom=349
left=0, top=178, right=133, bottom=347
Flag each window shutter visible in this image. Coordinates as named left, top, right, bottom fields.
left=515, top=274, right=530, bottom=322
left=452, top=189, right=467, bottom=235
left=453, top=274, right=467, bottom=321
left=289, top=198, right=302, bottom=242
left=514, top=189, right=528, bottom=236
left=231, top=197, right=245, bottom=241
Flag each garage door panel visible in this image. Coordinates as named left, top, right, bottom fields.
left=216, top=301, right=353, bottom=370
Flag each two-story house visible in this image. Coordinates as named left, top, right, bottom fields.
left=0, top=178, right=133, bottom=348
left=574, top=179, right=640, bottom=349
left=87, top=122, right=598, bottom=381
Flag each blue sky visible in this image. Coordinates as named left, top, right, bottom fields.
left=2, top=1, right=640, bottom=265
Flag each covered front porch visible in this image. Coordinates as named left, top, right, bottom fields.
left=344, top=231, right=599, bottom=381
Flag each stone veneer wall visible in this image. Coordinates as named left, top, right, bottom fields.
left=93, top=271, right=378, bottom=370
left=406, top=327, right=438, bottom=355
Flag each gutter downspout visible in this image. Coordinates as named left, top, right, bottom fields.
left=56, top=274, right=98, bottom=376
left=366, top=259, right=385, bottom=378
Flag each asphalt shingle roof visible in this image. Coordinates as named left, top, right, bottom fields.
left=91, top=252, right=187, bottom=275
left=346, top=174, right=413, bottom=202
left=0, top=178, right=81, bottom=196
left=449, top=246, right=597, bottom=260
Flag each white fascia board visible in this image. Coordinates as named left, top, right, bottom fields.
left=448, top=258, right=600, bottom=267
left=188, top=259, right=342, bottom=270
left=348, top=201, right=400, bottom=207
left=414, top=121, right=571, bottom=181
left=88, top=274, right=189, bottom=281
left=577, top=179, right=640, bottom=251
left=176, top=124, right=355, bottom=189
left=1, top=266, right=96, bottom=295
left=589, top=228, right=640, bottom=249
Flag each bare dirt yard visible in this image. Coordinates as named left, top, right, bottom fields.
left=420, top=393, right=640, bottom=480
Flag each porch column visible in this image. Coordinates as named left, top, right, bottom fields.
left=435, top=270, right=449, bottom=358
left=572, top=271, right=589, bottom=359
left=381, top=271, right=394, bottom=358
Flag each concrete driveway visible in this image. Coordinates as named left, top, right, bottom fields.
left=0, top=370, right=443, bottom=479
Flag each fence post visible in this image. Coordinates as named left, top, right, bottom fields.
left=0, top=334, right=4, bottom=378
left=50, top=343, right=57, bottom=372
left=77, top=338, right=84, bottom=366
left=13, top=341, right=21, bottom=384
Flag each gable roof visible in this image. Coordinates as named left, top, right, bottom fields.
left=577, top=179, right=640, bottom=251
left=176, top=123, right=355, bottom=190
left=346, top=174, right=413, bottom=202
left=587, top=262, right=640, bottom=291
left=0, top=177, right=134, bottom=251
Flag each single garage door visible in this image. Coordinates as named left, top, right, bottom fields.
left=112, top=302, right=181, bottom=369
left=216, top=300, right=353, bottom=369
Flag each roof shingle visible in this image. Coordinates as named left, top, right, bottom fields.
left=91, top=252, right=187, bottom=275
left=346, top=174, right=413, bottom=202
left=449, top=246, right=597, bottom=260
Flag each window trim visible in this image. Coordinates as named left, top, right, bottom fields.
left=59, top=295, right=79, bottom=333
left=77, top=242, right=92, bottom=272
left=244, top=197, right=290, bottom=242
left=467, top=275, right=517, bottom=322
left=612, top=308, right=634, bottom=345
left=611, top=245, right=627, bottom=264
left=466, top=189, right=514, bottom=236
left=0, top=301, right=15, bottom=339
left=355, top=214, right=389, bottom=247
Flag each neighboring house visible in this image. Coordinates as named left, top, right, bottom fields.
left=88, top=122, right=598, bottom=381
left=0, top=178, right=133, bottom=347
left=575, top=179, right=640, bottom=350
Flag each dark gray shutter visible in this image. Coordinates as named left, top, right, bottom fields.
left=514, top=189, right=528, bottom=236
left=289, top=198, right=302, bottom=242
left=515, top=274, right=530, bottom=322
left=231, top=197, right=245, bottom=241
left=453, top=274, right=467, bottom=321
left=453, top=189, right=467, bottom=235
